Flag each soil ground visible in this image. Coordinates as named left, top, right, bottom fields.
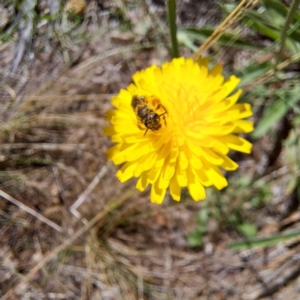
left=0, top=1, right=300, bottom=299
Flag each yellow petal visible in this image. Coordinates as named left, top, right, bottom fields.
left=148, top=167, right=161, bottom=184
left=220, top=155, right=239, bottom=171
left=116, top=161, right=138, bottom=182
left=232, top=120, right=254, bottom=133
left=202, top=160, right=228, bottom=190
left=200, top=147, right=224, bottom=165
left=136, top=172, right=149, bottom=191
left=219, top=135, right=252, bottom=154
left=150, top=181, right=167, bottom=204
left=192, top=166, right=211, bottom=187
left=187, top=171, right=206, bottom=201
left=169, top=176, right=181, bottom=201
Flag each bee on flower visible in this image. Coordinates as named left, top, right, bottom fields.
left=131, top=95, right=167, bottom=136
left=104, top=57, right=253, bottom=204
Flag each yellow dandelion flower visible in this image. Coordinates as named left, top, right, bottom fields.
left=104, top=57, right=253, bottom=204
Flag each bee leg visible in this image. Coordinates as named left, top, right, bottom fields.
left=162, top=114, right=167, bottom=126
left=156, top=103, right=167, bottom=127
left=144, top=128, right=149, bottom=136
left=138, top=124, right=144, bottom=130
left=162, top=104, right=168, bottom=113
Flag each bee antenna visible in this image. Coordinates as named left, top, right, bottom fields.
left=144, top=128, right=149, bottom=136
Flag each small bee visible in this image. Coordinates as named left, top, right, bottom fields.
left=131, top=95, right=167, bottom=136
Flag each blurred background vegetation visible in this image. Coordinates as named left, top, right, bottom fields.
left=0, top=0, right=300, bottom=299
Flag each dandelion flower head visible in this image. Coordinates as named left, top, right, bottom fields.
left=104, top=57, right=253, bottom=204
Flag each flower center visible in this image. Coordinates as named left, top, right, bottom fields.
left=159, top=83, right=205, bottom=141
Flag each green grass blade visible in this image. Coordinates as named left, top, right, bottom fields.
left=235, top=61, right=273, bottom=88
left=178, top=27, right=263, bottom=50
left=252, top=85, right=300, bottom=139
left=225, top=2, right=300, bottom=54
left=264, top=0, right=300, bottom=19
left=228, top=227, right=300, bottom=250
left=275, top=0, right=300, bottom=67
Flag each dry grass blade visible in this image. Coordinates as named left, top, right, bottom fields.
left=11, top=93, right=114, bottom=121
left=0, top=83, right=16, bottom=100
left=244, top=256, right=300, bottom=300
left=11, top=0, right=36, bottom=72
left=0, top=189, right=63, bottom=232
left=17, top=43, right=156, bottom=116
left=70, top=164, right=108, bottom=221
left=1, top=194, right=130, bottom=300
left=0, top=143, right=87, bottom=151
left=244, top=51, right=300, bottom=92
left=192, top=0, right=260, bottom=58
left=71, top=43, right=156, bottom=74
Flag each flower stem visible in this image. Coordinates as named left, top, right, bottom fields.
left=167, top=0, right=179, bottom=58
